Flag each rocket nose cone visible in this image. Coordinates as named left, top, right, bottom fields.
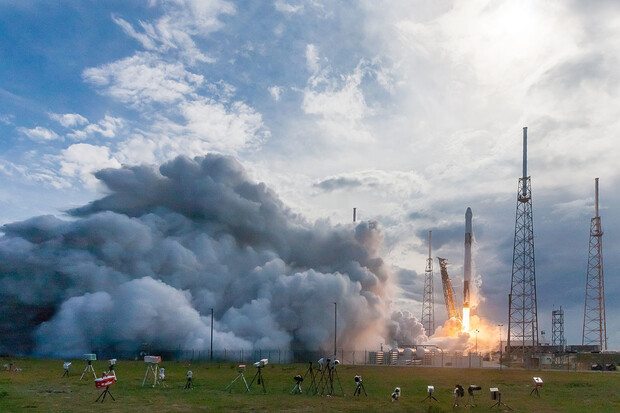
left=465, top=207, right=472, bottom=233
left=466, top=207, right=472, bottom=217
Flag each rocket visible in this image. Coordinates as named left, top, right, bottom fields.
left=463, top=207, right=472, bottom=309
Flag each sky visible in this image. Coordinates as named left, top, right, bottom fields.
left=1, top=0, right=619, bottom=350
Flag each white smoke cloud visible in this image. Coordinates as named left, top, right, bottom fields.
left=0, top=154, right=395, bottom=356
left=387, top=310, right=428, bottom=348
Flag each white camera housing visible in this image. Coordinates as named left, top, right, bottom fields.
left=144, top=355, right=161, bottom=364
left=109, top=359, right=117, bottom=365
left=427, top=385, right=434, bottom=393
left=63, top=362, right=71, bottom=370
left=253, top=358, right=268, bottom=368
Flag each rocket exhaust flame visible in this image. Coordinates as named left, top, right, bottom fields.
left=462, top=307, right=470, bottom=332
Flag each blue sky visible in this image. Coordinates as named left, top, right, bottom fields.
left=1, top=0, right=619, bottom=349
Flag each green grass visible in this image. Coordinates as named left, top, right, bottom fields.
left=0, top=358, right=619, bottom=412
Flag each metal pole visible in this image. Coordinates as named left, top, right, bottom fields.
left=522, top=127, right=527, bottom=196
left=210, top=308, right=214, bottom=361
left=334, top=302, right=337, bottom=357
left=474, top=329, right=479, bottom=354
left=498, top=324, right=503, bottom=371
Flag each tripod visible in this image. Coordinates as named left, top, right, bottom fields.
left=80, top=361, right=96, bottom=381
left=530, top=386, right=541, bottom=397
left=185, top=377, right=193, bottom=389
left=142, top=363, right=159, bottom=387
left=322, top=366, right=344, bottom=396
left=422, top=392, right=437, bottom=403
left=95, top=385, right=115, bottom=403
left=291, top=378, right=303, bottom=394
left=466, top=393, right=476, bottom=407
left=225, top=368, right=249, bottom=392
left=353, top=380, right=367, bottom=396
left=303, top=362, right=317, bottom=394
left=314, top=366, right=328, bottom=395
left=490, top=392, right=513, bottom=410
left=247, top=366, right=266, bottom=393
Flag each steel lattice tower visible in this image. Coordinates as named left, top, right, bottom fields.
left=552, top=307, right=565, bottom=351
left=582, top=178, right=607, bottom=350
left=421, top=231, right=435, bottom=336
left=507, top=127, right=539, bottom=363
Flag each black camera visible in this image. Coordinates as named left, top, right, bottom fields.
left=294, top=375, right=303, bottom=383
left=468, top=385, right=481, bottom=395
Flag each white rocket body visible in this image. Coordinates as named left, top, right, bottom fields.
left=464, top=207, right=472, bottom=309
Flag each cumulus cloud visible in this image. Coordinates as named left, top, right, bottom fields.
left=0, top=154, right=395, bottom=356
left=18, top=126, right=60, bottom=141
left=67, top=115, right=124, bottom=140
left=50, top=113, right=89, bottom=128
left=59, top=144, right=121, bottom=188
left=83, top=53, right=204, bottom=107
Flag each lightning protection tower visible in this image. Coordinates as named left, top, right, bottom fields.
left=552, top=307, right=565, bottom=351
left=507, top=127, right=539, bottom=366
left=421, top=231, right=434, bottom=335
left=582, top=178, right=607, bottom=350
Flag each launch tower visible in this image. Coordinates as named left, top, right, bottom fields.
left=507, top=127, right=539, bottom=365
left=582, top=178, right=607, bottom=350
left=438, top=258, right=460, bottom=321
left=421, top=231, right=435, bottom=335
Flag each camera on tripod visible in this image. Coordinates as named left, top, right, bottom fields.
left=468, top=385, right=481, bottom=395
left=354, top=375, right=362, bottom=383
left=253, top=359, right=268, bottom=368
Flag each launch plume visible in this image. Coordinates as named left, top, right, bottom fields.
left=0, top=154, right=393, bottom=357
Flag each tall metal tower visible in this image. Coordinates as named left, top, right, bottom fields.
left=582, top=178, right=607, bottom=350
left=552, top=307, right=565, bottom=351
left=421, top=231, right=435, bottom=336
left=507, top=127, right=539, bottom=363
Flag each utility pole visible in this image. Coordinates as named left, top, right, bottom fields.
left=334, top=302, right=337, bottom=357
left=498, top=324, right=503, bottom=371
left=210, top=308, right=214, bottom=360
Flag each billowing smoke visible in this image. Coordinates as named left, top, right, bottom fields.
left=0, top=154, right=393, bottom=357
left=387, top=311, right=428, bottom=348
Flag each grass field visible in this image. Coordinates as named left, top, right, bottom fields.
left=1, top=358, right=619, bottom=412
